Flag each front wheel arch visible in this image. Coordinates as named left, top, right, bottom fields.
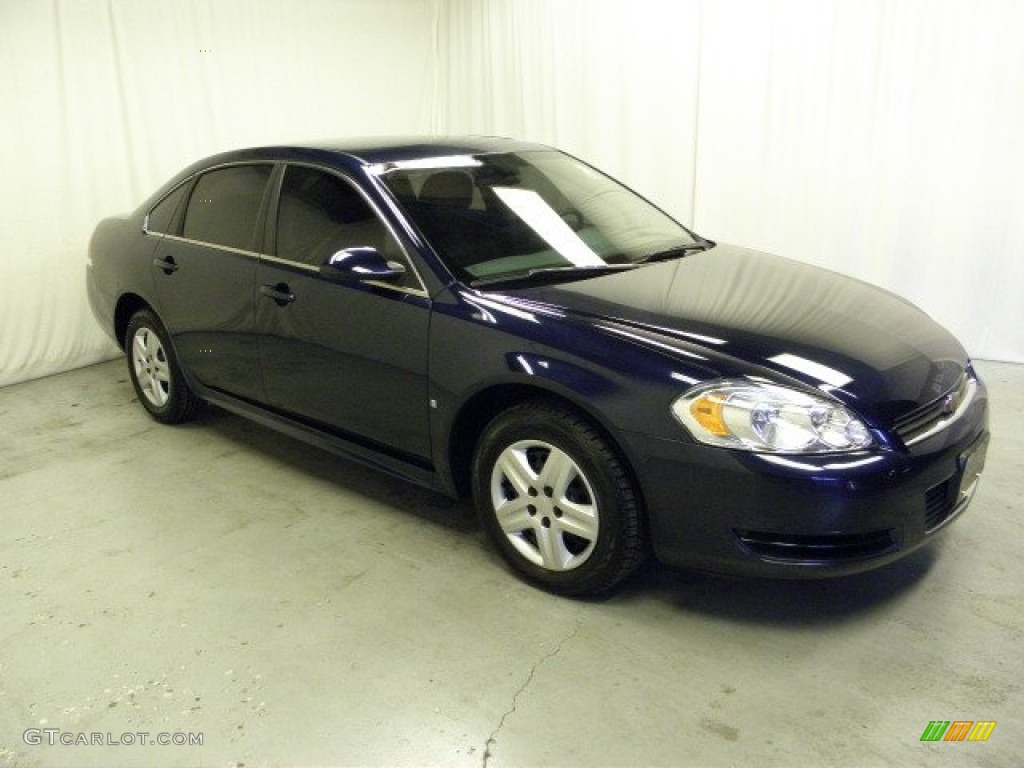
left=445, top=381, right=645, bottom=500
left=471, top=399, right=648, bottom=595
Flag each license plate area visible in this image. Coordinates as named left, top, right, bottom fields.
left=957, top=434, right=989, bottom=501
left=924, top=434, right=989, bottom=534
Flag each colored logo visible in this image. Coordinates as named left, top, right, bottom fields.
left=920, top=721, right=996, bottom=742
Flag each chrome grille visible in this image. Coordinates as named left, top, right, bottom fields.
left=893, top=372, right=972, bottom=446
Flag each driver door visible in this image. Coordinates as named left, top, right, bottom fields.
left=254, top=164, right=431, bottom=461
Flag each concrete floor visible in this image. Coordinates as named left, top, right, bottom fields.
left=0, top=359, right=1021, bottom=768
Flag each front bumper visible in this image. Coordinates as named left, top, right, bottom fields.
left=624, top=378, right=990, bottom=578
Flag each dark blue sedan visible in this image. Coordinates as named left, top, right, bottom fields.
left=86, top=137, right=989, bottom=595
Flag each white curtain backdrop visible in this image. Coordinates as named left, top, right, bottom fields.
left=0, top=0, right=436, bottom=387
left=2, top=0, right=1022, bottom=389
left=433, top=0, right=702, bottom=223
left=436, top=0, right=1024, bottom=364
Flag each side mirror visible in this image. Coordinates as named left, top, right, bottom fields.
left=319, top=247, right=407, bottom=283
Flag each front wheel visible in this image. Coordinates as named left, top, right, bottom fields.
left=125, top=309, right=202, bottom=424
left=472, top=401, right=646, bottom=595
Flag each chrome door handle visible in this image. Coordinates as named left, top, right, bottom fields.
left=153, top=256, right=178, bottom=275
left=260, top=283, right=295, bottom=306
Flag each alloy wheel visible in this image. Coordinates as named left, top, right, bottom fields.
left=489, top=439, right=599, bottom=571
left=131, top=326, right=171, bottom=408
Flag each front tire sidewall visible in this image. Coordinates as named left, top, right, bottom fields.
left=473, top=406, right=638, bottom=595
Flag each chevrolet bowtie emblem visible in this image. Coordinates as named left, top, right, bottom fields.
left=941, top=393, right=957, bottom=416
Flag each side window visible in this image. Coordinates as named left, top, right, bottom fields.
left=146, top=182, right=189, bottom=235
left=182, top=165, right=272, bottom=251
left=276, top=165, right=417, bottom=287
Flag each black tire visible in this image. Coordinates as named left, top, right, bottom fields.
left=124, top=309, right=203, bottom=424
left=472, top=400, right=646, bottom=596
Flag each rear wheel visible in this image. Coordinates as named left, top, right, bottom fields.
left=125, top=309, right=202, bottom=424
left=472, top=401, right=645, bottom=595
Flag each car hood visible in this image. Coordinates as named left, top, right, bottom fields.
left=497, top=244, right=968, bottom=424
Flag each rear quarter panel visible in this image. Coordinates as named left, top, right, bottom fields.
left=87, top=215, right=160, bottom=345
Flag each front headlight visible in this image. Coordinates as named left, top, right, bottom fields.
left=673, top=379, right=873, bottom=453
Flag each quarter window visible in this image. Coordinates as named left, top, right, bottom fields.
left=276, top=165, right=416, bottom=287
left=146, top=182, right=189, bottom=235
left=183, top=165, right=272, bottom=251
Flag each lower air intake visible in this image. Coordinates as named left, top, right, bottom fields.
left=925, top=477, right=957, bottom=532
left=735, top=529, right=899, bottom=563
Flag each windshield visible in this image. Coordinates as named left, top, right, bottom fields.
left=375, top=150, right=700, bottom=284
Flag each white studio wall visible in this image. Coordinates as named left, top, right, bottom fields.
left=433, top=0, right=702, bottom=223
left=2, top=0, right=1023, bottom=390
left=0, top=0, right=436, bottom=387
left=436, top=0, right=1024, bottom=364
left=694, top=0, right=1024, bottom=364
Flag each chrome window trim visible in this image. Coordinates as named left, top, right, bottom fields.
left=904, top=376, right=979, bottom=447
left=182, top=161, right=276, bottom=249
left=155, top=224, right=430, bottom=298
left=259, top=252, right=318, bottom=273
left=366, top=278, right=429, bottom=297
left=145, top=161, right=276, bottom=237
left=259, top=251, right=429, bottom=297
left=142, top=159, right=431, bottom=298
left=142, top=176, right=197, bottom=236
left=157, top=232, right=264, bottom=260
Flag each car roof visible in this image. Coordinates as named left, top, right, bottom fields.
left=207, top=135, right=553, bottom=168
left=140, top=136, right=557, bottom=214
left=306, top=135, right=552, bottom=164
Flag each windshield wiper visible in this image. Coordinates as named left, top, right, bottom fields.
left=636, top=240, right=714, bottom=264
left=471, top=264, right=637, bottom=289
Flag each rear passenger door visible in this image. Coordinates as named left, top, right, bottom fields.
left=255, top=164, right=432, bottom=461
left=150, top=163, right=273, bottom=402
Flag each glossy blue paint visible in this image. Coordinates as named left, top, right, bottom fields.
left=88, top=137, right=990, bottom=581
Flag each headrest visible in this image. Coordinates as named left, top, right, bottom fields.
left=419, top=171, right=474, bottom=208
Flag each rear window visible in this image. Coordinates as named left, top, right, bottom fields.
left=183, top=165, right=272, bottom=251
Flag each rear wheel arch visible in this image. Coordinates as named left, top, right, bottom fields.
left=114, top=293, right=152, bottom=349
left=124, top=308, right=203, bottom=424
